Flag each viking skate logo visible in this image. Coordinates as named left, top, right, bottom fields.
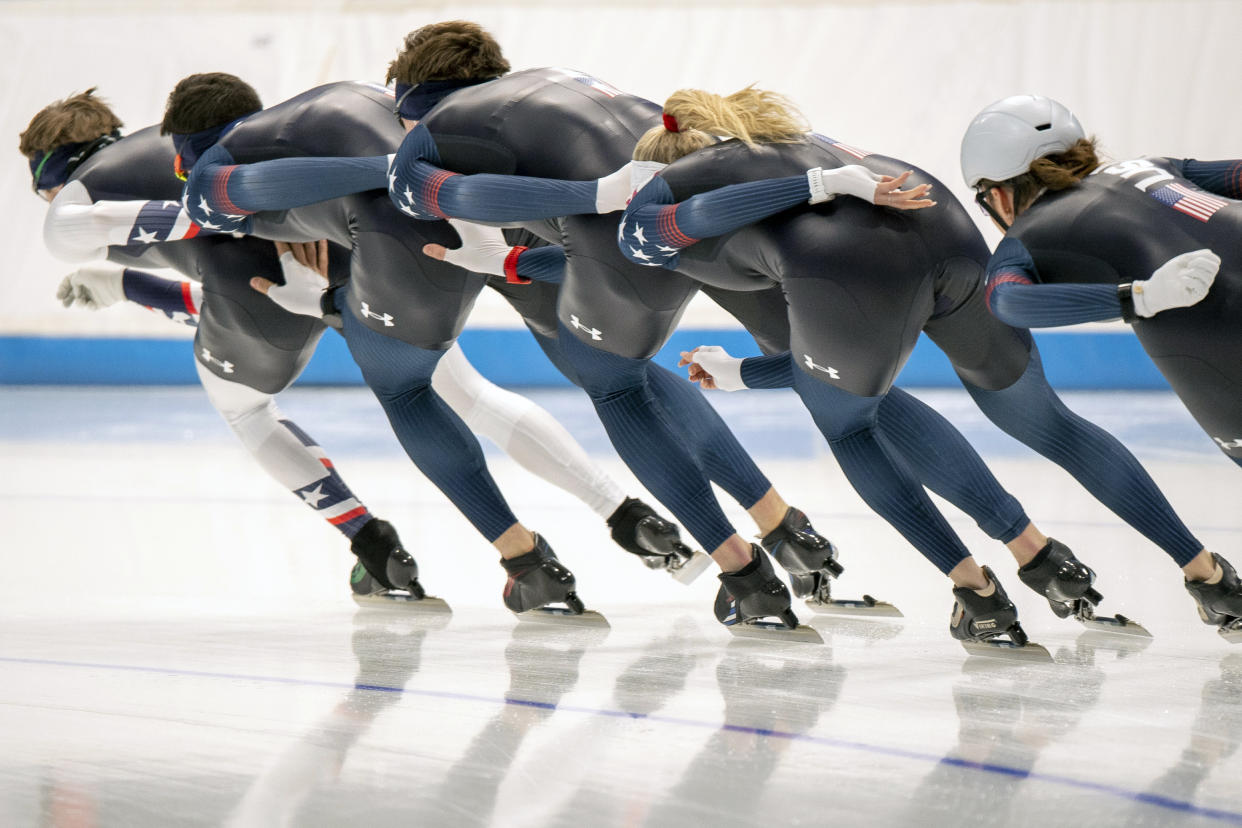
left=359, top=302, right=395, bottom=327
left=569, top=314, right=603, bottom=341
left=1213, top=436, right=1242, bottom=450
left=199, top=348, right=235, bottom=374
left=803, top=354, right=840, bottom=379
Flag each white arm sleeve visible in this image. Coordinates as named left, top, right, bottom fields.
left=43, top=180, right=199, bottom=263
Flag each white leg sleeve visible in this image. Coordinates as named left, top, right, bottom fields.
left=196, top=361, right=331, bottom=491
left=431, top=343, right=626, bottom=518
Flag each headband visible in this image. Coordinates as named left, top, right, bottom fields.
left=30, top=130, right=120, bottom=192
left=171, top=113, right=256, bottom=179
left=393, top=77, right=494, bottom=121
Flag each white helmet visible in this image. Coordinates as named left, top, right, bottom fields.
left=960, top=95, right=1084, bottom=189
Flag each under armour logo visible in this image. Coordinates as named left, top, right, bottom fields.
left=803, top=354, right=840, bottom=379
left=1214, top=437, right=1242, bottom=450
left=199, top=347, right=234, bottom=373
left=569, top=314, right=602, bottom=340
left=359, top=301, right=395, bottom=327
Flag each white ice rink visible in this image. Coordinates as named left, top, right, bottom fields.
left=2, top=385, right=1240, bottom=827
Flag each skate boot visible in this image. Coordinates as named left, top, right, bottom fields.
left=502, top=534, right=606, bottom=625
left=761, top=507, right=843, bottom=598
left=763, top=507, right=901, bottom=617
left=349, top=519, right=450, bottom=611
left=950, top=567, right=1049, bottom=660
left=1018, top=539, right=1149, bottom=637
left=1185, top=553, right=1242, bottom=643
left=606, top=497, right=711, bottom=584
left=351, top=518, right=423, bottom=597
left=714, top=545, right=822, bottom=643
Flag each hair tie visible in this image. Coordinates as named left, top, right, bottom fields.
left=662, top=112, right=680, bottom=133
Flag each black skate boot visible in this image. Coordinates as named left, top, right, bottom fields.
left=763, top=507, right=901, bottom=617
left=1018, top=539, right=1150, bottom=637
left=714, top=545, right=821, bottom=642
left=950, top=567, right=1049, bottom=660
left=502, top=535, right=606, bottom=624
left=606, top=497, right=711, bottom=584
left=761, top=507, right=842, bottom=598
left=350, top=519, right=449, bottom=611
left=1185, top=554, right=1242, bottom=643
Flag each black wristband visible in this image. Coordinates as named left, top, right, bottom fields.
left=320, top=284, right=343, bottom=330
left=1117, top=283, right=1138, bottom=323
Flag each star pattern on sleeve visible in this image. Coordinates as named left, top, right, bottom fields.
left=619, top=218, right=680, bottom=267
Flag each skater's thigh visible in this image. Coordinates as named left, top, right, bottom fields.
left=922, top=256, right=1032, bottom=392
left=194, top=237, right=325, bottom=394
left=559, top=214, right=698, bottom=360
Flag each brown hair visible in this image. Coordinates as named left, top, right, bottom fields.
left=977, top=137, right=1102, bottom=212
left=633, top=86, right=808, bottom=164
left=161, top=72, right=262, bottom=135
left=19, top=88, right=123, bottom=158
left=385, top=20, right=510, bottom=85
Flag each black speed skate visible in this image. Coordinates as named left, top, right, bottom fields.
left=715, top=545, right=823, bottom=643
left=502, top=534, right=607, bottom=626
left=1185, top=553, right=1242, bottom=643
left=606, top=497, right=712, bottom=584
left=1018, top=538, right=1149, bottom=637
left=951, top=566, right=1049, bottom=661
left=350, top=519, right=449, bottom=612
left=763, top=507, right=902, bottom=618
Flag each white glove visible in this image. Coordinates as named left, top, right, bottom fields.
left=595, top=161, right=636, bottom=213
left=1132, top=248, right=1220, bottom=317
left=439, top=219, right=513, bottom=276
left=685, top=345, right=747, bottom=392
left=56, top=263, right=126, bottom=310
left=267, top=251, right=328, bottom=317
left=806, top=165, right=884, bottom=205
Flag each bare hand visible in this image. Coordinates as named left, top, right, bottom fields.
left=678, top=348, right=718, bottom=390
left=874, top=171, right=936, bottom=210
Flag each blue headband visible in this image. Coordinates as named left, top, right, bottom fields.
left=393, top=77, right=493, bottom=121
left=171, top=112, right=257, bottom=176
left=29, top=131, right=120, bottom=193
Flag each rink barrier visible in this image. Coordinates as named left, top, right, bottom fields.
left=0, top=328, right=1170, bottom=389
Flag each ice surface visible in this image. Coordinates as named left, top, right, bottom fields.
left=2, top=386, right=1239, bottom=826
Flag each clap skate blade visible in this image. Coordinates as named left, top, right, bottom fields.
left=665, top=548, right=714, bottom=585
left=515, top=593, right=610, bottom=628
left=1070, top=588, right=1152, bottom=638
left=959, top=624, right=1052, bottom=662
left=727, top=619, right=824, bottom=645
left=804, top=575, right=903, bottom=618
left=352, top=589, right=452, bottom=613
left=1219, top=617, right=1242, bottom=644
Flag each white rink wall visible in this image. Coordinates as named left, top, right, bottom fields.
left=1, top=0, right=1240, bottom=337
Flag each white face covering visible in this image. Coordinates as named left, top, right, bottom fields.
left=629, top=160, right=668, bottom=197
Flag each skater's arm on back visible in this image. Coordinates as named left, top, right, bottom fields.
left=388, top=124, right=613, bottom=222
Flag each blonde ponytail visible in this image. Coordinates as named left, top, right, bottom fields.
left=633, top=85, right=809, bottom=164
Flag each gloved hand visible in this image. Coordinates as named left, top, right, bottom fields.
left=250, top=240, right=328, bottom=317
left=56, top=263, right=126, bottom=310
left=421, top=218, right=513, bottom=276
left=595, top=161, right=636, bottom=213
left=807, top=166, right=935, bottom=210
left=677, top=345, right=748, bottom=391
left=1132, top=248, right=1220, bottom=317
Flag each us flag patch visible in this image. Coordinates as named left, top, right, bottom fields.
left=814, top=133, right=872, bottom=160
left=1150, top=181, right=1230, bottom=222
